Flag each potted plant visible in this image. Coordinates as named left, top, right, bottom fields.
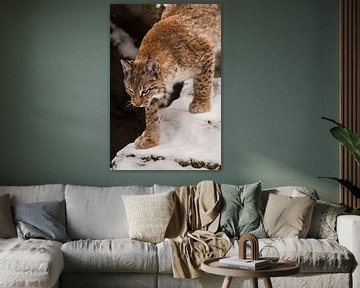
left=320, top=117, right=360, bottom=215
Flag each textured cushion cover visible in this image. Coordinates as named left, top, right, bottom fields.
left=0, top=184, right=65, bottom=204
left=218, top=182, right=266, bottom=238
left=61, top=273, right=157, bottom=288
left=255, top=238, right=353, bottom=273
left=0, top=238, right=64, bottom=288
left=0, top=194, right=16, bottom=238
left=158, top=237, right=353, bottom=274
left=153, top=184, right=176, bottom=194
left=62, top=239, right=158, bottom=273
left=261, top=186, right=319, bottom=213
left=307, top=200, right=347, bottom=240
left=12, top=200, right=70, bottom=243
left=263, top=193, right=316, bottom=238
left=65, top=185, right=153, bottom=239
left=122, top=191, right=175, bottom=243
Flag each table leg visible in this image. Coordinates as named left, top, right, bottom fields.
left=222, top=276, right=232, bottom=288
left=251, top=278, right=258, bottom=288
left=263, top=277, right=273, bottom=288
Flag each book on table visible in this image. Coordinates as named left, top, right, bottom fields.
left=218, top=257, right=271, bottom=270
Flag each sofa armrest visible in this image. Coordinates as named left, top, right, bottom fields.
left=337, top=215, right=360, bottom=288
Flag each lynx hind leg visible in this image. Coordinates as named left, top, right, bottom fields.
left=189, top=49, right=215, bottom=113
left=134, top=105, right=160, bottom=149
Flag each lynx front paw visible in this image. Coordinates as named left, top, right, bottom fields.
left=189, top=100, right=211, bottom=113
left=134, top=134, right=159, bottom=149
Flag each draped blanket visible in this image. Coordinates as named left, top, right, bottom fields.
left=165, top=181, right=231, bottom=278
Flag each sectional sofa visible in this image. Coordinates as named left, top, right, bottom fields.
left=0, top=183, right=359, bottom=288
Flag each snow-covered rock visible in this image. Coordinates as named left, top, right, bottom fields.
left=111, top=78, right=221, bottom=170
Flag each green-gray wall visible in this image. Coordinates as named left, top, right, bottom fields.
left=0, top=0, right=339, bottom=202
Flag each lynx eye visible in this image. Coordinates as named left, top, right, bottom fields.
left=142, top=88, right=150, bottom=95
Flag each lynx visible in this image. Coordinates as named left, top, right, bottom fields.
left=121, top=4, right=221, bottom=149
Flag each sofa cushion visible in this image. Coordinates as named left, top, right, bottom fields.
left=231, top=238, right=353, bottom=273
left=218, top=182, right=266, bottom=238
left=65, top=185, right=153, bottom=239
left=158, top=237, right=353, bottom=274
left=122, top=191, right=175, bottom=243
left=0, top=184, right=65, bottom=204
left=260, top=238, right=353, bottom=273
left=61, top=273, right=157, bottom=288
left=307, top=200, right=347, bottom=240
left=261, top=186, right=319, bottom=213
left=156, top=240, right=173, bottom=274
left=0, top=238, right=64, bottom=288
left=61, top=239, right=158, bottom=273
left=153, top=184, right=176, bottom=194
left=0, top=194, right=16, bottom=238
left=263, top=194, right=316, bottom=238
left=12, top=200, right=70, bottom=243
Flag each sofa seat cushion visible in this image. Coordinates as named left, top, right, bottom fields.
left=229, top=238, right=353, bottom=273
left=61, top=239, right=158, bottom=273
left=157, top=238, right=353, bottom=274
left=65, top=185, right=153, bottom=239
left=0, top=238, right=64, bottom=288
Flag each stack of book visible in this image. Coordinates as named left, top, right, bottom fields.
left=218, top=257, right=271, bottom=270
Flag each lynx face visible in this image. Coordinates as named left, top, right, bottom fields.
left=121, top=59, right=165, bottom=107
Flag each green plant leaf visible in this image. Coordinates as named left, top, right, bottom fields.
left=330, top=127, right=360, bottom=165
left=322, top=116, right=344, bottom=127
left=351, top=208, right=360, bottom=215
left=322, top=117, right=360, bottom=165
left=318, top=177, right=360, bottom=198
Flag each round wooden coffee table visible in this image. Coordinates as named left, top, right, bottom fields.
left=201, top=257, right=300, bottom=288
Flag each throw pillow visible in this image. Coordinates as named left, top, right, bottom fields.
left=122, top=190, right=175, bottom=243
left=307, top=200, right=347, bottom=240
left=0, top=194, right=17, bottom=238
left=263, top=193, right=316, bottom=238
left=218, top=182, right=266, bottom=238
left=12, top=200, right=70, bottom=243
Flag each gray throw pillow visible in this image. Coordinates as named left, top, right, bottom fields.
left=218, top=182, right=266, bottom=238
left=307, top=200, right=347, bottom=240
left=0, top=194, right=17, bottom=238
left=12, top=200, right=70, bottom=243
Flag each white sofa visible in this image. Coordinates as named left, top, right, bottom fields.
left=0, top=184, right=359, bottom=288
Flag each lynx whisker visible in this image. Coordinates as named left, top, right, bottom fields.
left=124, top=102, right=134, bottom=111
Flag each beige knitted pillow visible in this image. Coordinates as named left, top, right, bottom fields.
left=263, top=193, right=316, bottom=238
left=122, top=191, right=175, bottom=243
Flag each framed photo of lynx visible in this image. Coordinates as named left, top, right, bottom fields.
left=110, top=4, right=221, bottom=170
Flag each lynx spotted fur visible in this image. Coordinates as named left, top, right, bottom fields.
left=121, top=4, right=221, bottom=149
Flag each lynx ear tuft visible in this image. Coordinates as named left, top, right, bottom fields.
left=145, top=58, right=160, bottom=78
left=120, top=59, right=133, bottom=74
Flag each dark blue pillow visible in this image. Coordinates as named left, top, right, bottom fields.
left=12, top=200, right=70, bottom=243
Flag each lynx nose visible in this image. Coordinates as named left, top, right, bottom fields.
left=131, top=97, right=142, bottom=107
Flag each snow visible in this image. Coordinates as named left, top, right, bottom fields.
left=110, top=22, right=138, bottom=59
left=111, top=78, right=222, bottom=170
left=155, top=4, right=167, bottom=8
